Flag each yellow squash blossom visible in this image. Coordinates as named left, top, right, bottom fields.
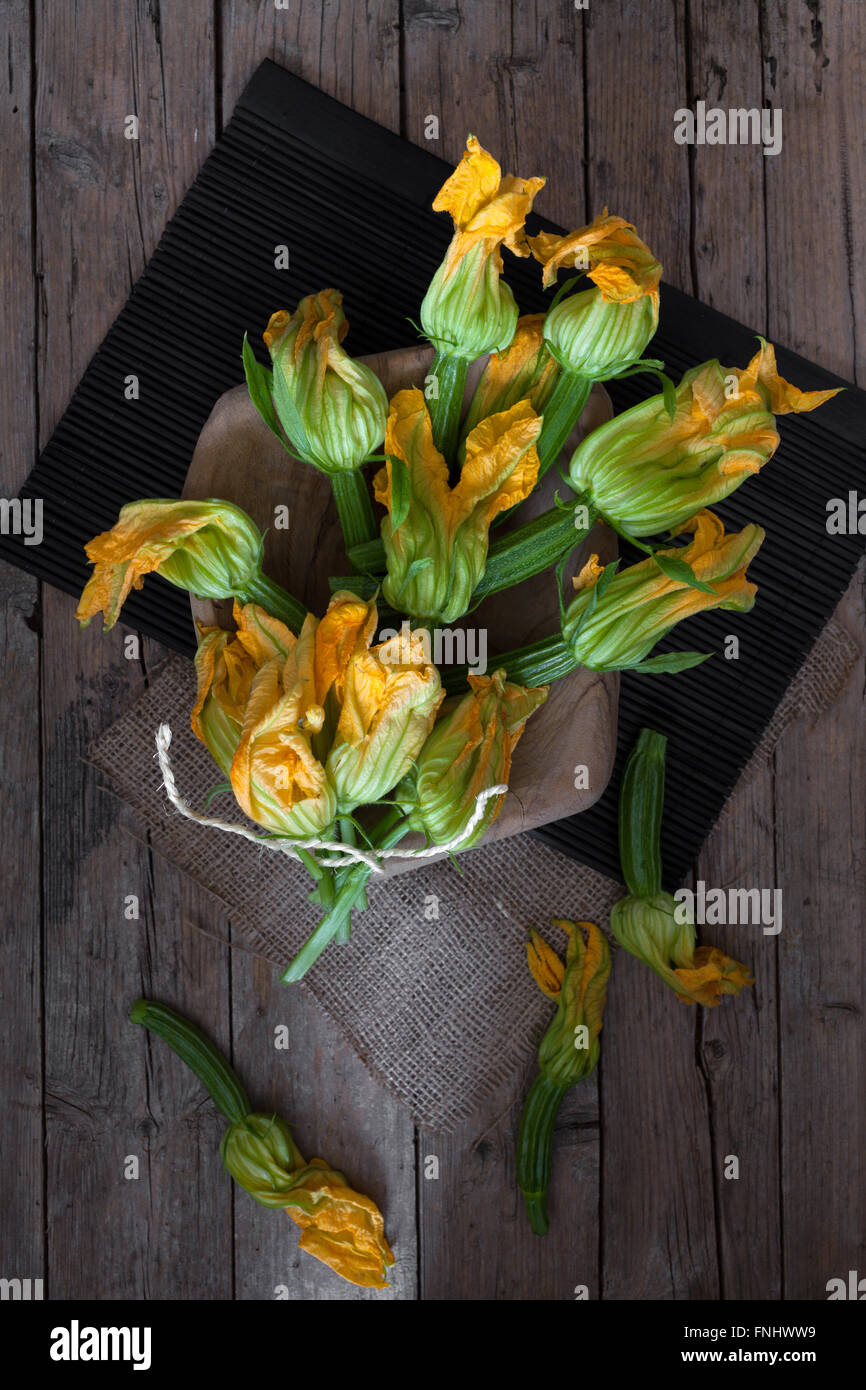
left=326, top=627, right=443, bottom=813
left=221, top=1120, right=394, bottom=1288
left=421, top=135, right=546, bottom=359
left=374, top=386, right=542, bottom=623
left=193, top=592, right=441, bottom=833
left=530, top=210, right=662, bottom=379
left=530, top=209, right=662, bottom=299
left=527, top=920, right=611, bottom=1086
left=264, top=289, right=388, bottom=472
left=75, top=498, right=264, bottom=630
left=610, top=891, right=753, bottom=1007
left=400, top=668, right=548, bottom=847
left=191, top=600, right=295, bottom=776
left=562, top=510, right=764, bottom=672
left=284, top=1160, right=396, bottom=1290
left=568, top=346, right=840, bottom=537
left=730, top=336, right=841, bottom=415
left=462, top=313, right=560, bottom=438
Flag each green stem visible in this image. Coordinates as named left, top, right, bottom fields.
left=280, top=813, right=409, bottom=983
left=618, top=727, right=668, bottom=898
left=473, top=512, right=594, bottom=602
left=236, top=569, right=308, bottom=634
left=129, top=999, right=250, bottom=1124
left=335, top=818, right=357, bottom=943
left=516, top=1072, right=570, bottom=1235
left=330, top=469, right=378, bottom=552
left=536, top=370, right=592, bottom=480
left=443, top=633, right=578, bottom=694
left=428, top=351, right=469, bottom=465
left=344, top=504, right=596, bottom=606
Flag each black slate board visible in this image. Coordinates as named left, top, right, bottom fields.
left=3, top=59, right=864, bottom=887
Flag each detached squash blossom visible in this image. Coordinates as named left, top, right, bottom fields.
left=374, top=387, right=542, bottom=623
left=399, top=669, right=548, bottom=847
left=264, top=289, right=388, bottom=473
left=568, top=344, right=841, bottom=539
left=611, top=728, right=753, bottom=1008
left=222, top=1131, right=396, bottom=1289
left=131, top=1000, right=395, bottom=1291
left=517, top=920, right=611, bottom=1235
left=75, top=498, right=264, bottom=630
left=531, top=210, right=662, bottom=379
left=562, top=510, right=764, bottom=672
left=462, top=314, right=560, bottom=438
left=421, top=135, right=546, bottom=361
left=610, top=892, right=753, bottom=1007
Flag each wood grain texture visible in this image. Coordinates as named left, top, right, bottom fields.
left=0, top=0, right=863, bottom=1304
left=34, top=0, right=231, bottom=1299
left=689, top=0, right=781, bottom=1301
left=760, top=0, right=865, bottom=1300
left=0, top=0, right=44, bottom=1292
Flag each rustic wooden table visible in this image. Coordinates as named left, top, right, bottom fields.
left=2, top=0, right=863, bottom=1302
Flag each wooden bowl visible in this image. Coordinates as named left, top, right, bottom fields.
left=183, top=346, right=619, bottom=868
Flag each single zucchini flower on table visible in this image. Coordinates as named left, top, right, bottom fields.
left=398, top=668, right=548, bottom=848
left=420, top=134, right=545, bottom=457
left=568, top=341, right=841, bottom=539
left=75, top=497, right=306, bottom=634
left=610, top=727, right=753, bottom=1006
left=374, top=386, right=542, bottom=624
left=131, top=999, right=395, bottom=1289
left=561, top=509, right=764, bottom=673
left=517, top=919, right=611, bottom=1234
left=529, top=210, right=663, bottom=477
left=264, top=288, right=388, bottom=548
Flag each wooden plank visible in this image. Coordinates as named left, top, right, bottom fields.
left=0, top=0, right=44, bottom=1294
left=689, top=0, right=781, bottom=1301
left=35, top=0, right=232, bottom=1298
left=219, top=0, right=401, bottom=133
left=584, top=0, right=692, bottom=291
left=582, top=0, right=718, bottom=1298
left=401, top=0, right=601, bottom=1301
left=761, top=0, right=866, bottom=1298
left=219, top=0, right=416, bottom=1300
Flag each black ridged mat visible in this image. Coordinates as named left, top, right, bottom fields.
left=3, top=60, right=864, bottom=886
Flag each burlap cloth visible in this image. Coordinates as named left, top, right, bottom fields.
left=90, top=618, right=860, bottom=1130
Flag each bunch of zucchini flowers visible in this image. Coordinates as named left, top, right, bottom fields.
left=76, top=136, right=838, bottom=982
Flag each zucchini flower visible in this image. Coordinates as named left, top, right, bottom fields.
left=191, top=600, right=295, bottom=776
left=75, top=498, right=264, bottom=630
left=462, top=314, right=560, bottom=437
left=568, top=343, right=840, bottom=539
left=517, top=920, right=611, bottom=1234
left=399, top=669, right=548, bottom=847
left=611, top=727, right=753, bottom=1007
left=264, top=289, right=388, bottom=473
left=193, top=592, right=438, bottom=832
left=610, top=891, right=753, bottom=1007
left=373, top=387, right=542, bottom=623
left=326, top=628, right=443, bottom=813
left=421, top=135, right=546, bottom=360
left=530, top=210, right=661, bottom=378
left=562, top=510, right=764, bottom=672
left=131, top=999, right=395, bottom=1291
left=221, top=1114, right=306, bottom=1207
left=282, top=1159, right=396, bottom=1291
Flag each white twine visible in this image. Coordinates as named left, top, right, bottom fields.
left=154, top=723, right=507, bottom=875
